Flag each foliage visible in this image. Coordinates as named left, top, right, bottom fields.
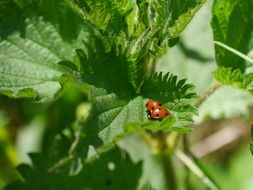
left=5, top=148, right=142, bottom=190
left=0, top=0, right=90, bottom=102
left=213, top=67, right=253, bottom=93
left=196, top=86, right=253, bottom=122
left=0, top=0, right=253, bottom=190
left=141, top=72, right=196, bottom=102
left=211, top=0, right=253, bottom=71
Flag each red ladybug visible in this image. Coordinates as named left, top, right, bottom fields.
left=148, top=106, right=170, bottom=120
left=145, top=100, right=162, bottom=110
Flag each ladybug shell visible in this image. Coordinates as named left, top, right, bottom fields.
left=145, top=100, right=162, bottom=110
left=149, top=106, right=170, bottom=120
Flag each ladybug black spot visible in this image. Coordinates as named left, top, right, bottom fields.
left=166, top=113, right=168, bottom=116
left=152, top=106, right=155, bottom=110
left=146, top=103, right=148, bottom=107
left=158, top=107, right=161, bottom=110
left=159, top=103, right=162, bottom=106
left=156, top=113, right=159, bottom=117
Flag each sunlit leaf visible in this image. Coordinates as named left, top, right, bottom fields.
left=0, top=0, right=90, bottom=102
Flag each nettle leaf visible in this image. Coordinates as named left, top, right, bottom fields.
left=141, top=72, right=197, bottom=103
left=118, top=134, right=168, bottom=190
left=213, top=67, right=253, bottom=93
left=0, top=0, right=90, bottom=102
left=74, top=89, right=196, bottom=165
left=73, top=0, right=207, bottom=92
left=166, top=0, right=207, bottom=38
left=5, top=148, right=141, bottom=190
left=0, top=0, right=199, bottom=177
left=80, top=0, right=134, bottom=34
left=72, top=45, right=198, bottom=161
left=82, top=70, right=197, bottom=141
left=126, top=28, right=157, bottom=91
left=139, top=184, right=156, bottom=190
left=83, top=93, right=187, bottom=149
left=211, top=0, right=253, bottom=71
left=195, top=86, right=253, bottom=122
left=126, top=100, right=196, bottom=134
left=135, top=0, right=207, bottom=53
left=76, top=46, right=195, bottom=142
left=80, top=147, right=142, bottom=190
left=97, top=96, right=146, bottom=144
left=165, top=99, right=197, bottom=130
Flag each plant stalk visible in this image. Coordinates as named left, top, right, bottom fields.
left=161, top=152, right=178, bottom=190
left=195, top=82, right=221, bottom=107
left=157, top=131, right=178, bottom=190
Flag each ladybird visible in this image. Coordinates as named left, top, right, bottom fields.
left=148, top=106, right=170, bottom=120
left=145, top=100, right=162, bottom=111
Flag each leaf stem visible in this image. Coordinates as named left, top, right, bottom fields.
left=194, top=82, right=221, bottom=107
left=48, top=155, right=74, bottom=172
left=182, top=135, right=192, bottom=189
left=48, top=122, right=84, bottom=172
left=214, top=41, right=253, bottom=64
left=141, top=131, right=179, bottom=190
left=175, top=150, right=219, bottom=190
left=157, top=132, right=178, bottom=190
left=161, top=153, right=177, bottom=190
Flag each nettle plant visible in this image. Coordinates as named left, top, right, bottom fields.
left=1, top=0, right=253, bottom=190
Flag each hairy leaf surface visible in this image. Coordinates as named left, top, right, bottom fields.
left=0, top=0, right=90, bottom=101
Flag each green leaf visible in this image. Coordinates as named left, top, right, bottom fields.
left=0, top=0, right=90, bottom=102
left=80, top=147, right=142, bottom=190
left=211, top=0, right=253, bottom=71
left=5, top=148, right=142, bottom=190
left=127, top=115, right=176, bottom=133
left=126, top=28, right=157, bottom=91
left=166, top=101, right=196, bottom=131
left=118, top=134, right=168, bottom=190
left=80, top=0, right=134, bottom=34
left=126, top=100, right=195, bottom=134
left=74, top=89, right=196, bottom=165
left=73, top=0, right=208, bottom=92
left=213, top=67, right=253, bottom=93
left=141, top=72, right=197, bottom=103
left=139, top=183, right=156, bottom=190
left=16, top=164, right=32, bottom=181
left=65, top=40, right=196, bottom=166
left=214, top=41, right=253, bottom=64
left=195, top=86, right=253, bottom=122
left=97, top=96, right=146, bottom=145
left=156, top=0, right=216, bottom=94
left=88, top=91, right=195, bottom=145
left=166, top=0, right=207, bottom=39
